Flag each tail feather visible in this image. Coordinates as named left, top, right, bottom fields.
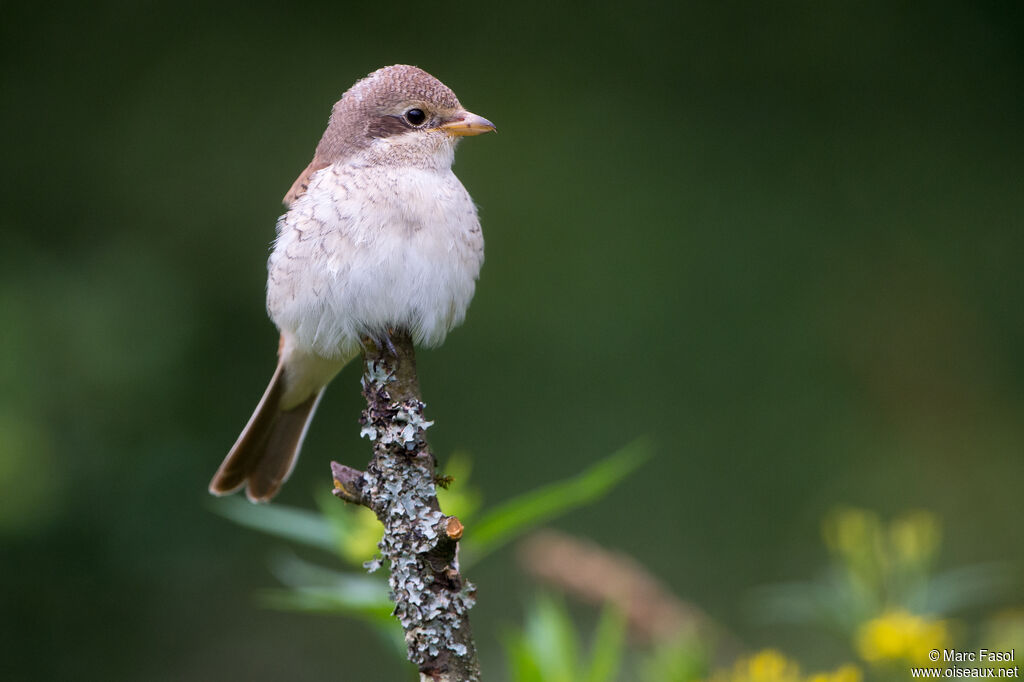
left=245, top=390, right=323, bottom=501
left=209, top=363, right=323, bottom=502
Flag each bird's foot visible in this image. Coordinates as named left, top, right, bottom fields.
left=380, top=329, right=399, bottom=360
left=363, top=329, right=400, bottom=366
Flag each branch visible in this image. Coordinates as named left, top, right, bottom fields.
left=330, top=330, right=481, bottom=682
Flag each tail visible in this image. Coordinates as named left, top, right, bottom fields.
left=209, top=362, right=324, bottom=502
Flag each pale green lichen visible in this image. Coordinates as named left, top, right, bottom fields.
left=359, top=363, right=475, bottom=671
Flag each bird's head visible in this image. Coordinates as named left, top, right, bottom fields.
left=317, top=64, right=495, bottom=169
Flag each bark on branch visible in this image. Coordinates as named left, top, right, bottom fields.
left=330, top=330, right=481, bottom=682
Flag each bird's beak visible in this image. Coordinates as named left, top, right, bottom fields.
left=439, top=111, right=496, bottom=136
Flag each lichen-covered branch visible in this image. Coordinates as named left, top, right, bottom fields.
left=330, top=330, right=480, bottom=682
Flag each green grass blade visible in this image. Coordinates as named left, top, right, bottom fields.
left=210, top=496, right=338, bottom=553
left=258, top=551, right=393, bottom=619
left=584, top=606, right=627, bottom=682
left=464, top=439, right=650, bottom=564
left=526, top=594, right=580, bottom=682
left=257, top=586, right=394, bottom=620
left=503, top=628, right=546, bottom=682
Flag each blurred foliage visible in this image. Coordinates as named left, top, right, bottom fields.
left=221, top=445, right=1023, bottom=681
left=212, top=442, right=647, bottom=621
left=466, top=440, right=650, bottom=564
left=1, top=0, right=1022, bottom=679
left=708, top=651, right=860, bottom=682
left=751, top=508, right=1018, bottom=647
left=745, top=509, right=1021, bottom=682
left=502, top=508, right=1020, bottom=682
left=504, top=596, right=629, bottom=682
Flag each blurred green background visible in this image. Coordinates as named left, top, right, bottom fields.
left=1, top=0, right=1021, bottom=679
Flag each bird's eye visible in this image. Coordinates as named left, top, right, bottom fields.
left=404, top=108, right=426, bottom=126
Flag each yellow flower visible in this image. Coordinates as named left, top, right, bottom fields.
left=889, top=511, right=941, bottom=567
left=856, top=610, right=950, bottom=664
left=743, top=650, right=802, bottom=682
left=807, top=664, right=862, bottom=682
left=707, top=650, right=861, bottom=682
left=823, top=508, right=883, bottom=560
left=822, top=508, right=887, bottom=589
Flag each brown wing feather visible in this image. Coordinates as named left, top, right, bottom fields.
left=283, top=158, right=331, bottom=207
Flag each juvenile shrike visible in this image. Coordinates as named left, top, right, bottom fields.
left=209, top=65, right=494, bottom=502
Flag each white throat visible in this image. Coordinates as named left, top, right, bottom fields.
left=359, top=131, right=458, bottom=172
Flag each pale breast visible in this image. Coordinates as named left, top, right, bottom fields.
left=267, top=162, right=484, bottom=359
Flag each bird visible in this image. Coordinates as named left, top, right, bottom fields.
left=209, top=64, right=494, bottom=503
